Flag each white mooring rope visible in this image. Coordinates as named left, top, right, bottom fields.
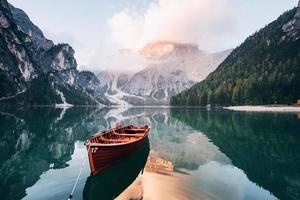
left=68, top=153, right=87, bottom=200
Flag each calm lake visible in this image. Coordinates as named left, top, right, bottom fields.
left=0, top=107, right=300, bottom=200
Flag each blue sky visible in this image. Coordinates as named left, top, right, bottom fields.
left=8, top=0, right=298, bottom=71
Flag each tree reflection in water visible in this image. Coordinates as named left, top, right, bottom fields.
left=171, top=108, right=300, bottom=200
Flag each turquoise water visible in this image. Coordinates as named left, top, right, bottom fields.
left=0, top=107, right=299, bottom=200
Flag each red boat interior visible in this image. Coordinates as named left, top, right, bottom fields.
left=89, top=125, right=149, bottom=144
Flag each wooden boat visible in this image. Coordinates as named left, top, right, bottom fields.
left=84, top=124, right=150, bottom=175
left=83, top=139, right=149, bottom=200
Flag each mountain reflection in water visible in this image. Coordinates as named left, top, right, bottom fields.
left=0, top=107, right=299, bottom=199
left=0, top=107, right=111, bottom=200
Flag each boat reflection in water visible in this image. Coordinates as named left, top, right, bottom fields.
left=83, top=138, right=150, bottom=200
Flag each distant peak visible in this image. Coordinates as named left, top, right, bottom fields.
left=142, top=41, right=199, bottom=49
left=140, top=41, right=200, bottom=59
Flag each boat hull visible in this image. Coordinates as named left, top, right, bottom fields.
left=85, top=125, right=150, bottom=175
left=83, top=139, right=150, bottom=200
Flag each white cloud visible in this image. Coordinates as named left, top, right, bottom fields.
left=88, top=49, right=146, bottom=72
left=108, top=11, right=144, bottom=49
left=108, top=0, right=235, bottom=51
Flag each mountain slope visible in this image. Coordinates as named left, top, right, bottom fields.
left=0, top=0, right=51, bottom=104
left=0, top=1, right=109, bottom=106
left=171, top=4, right=300, bottom=106
left=98, top=42, right=231, bottom=106
left=8, top=3, right=53, bottom=52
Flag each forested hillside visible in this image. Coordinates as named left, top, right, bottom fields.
left=171, top=6, right=300, bottom=106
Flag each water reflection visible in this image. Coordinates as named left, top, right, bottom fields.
left=0, top=107, right=112, bottom=200
left=0, top=107, right=299, bottom=199
left=171, top=108, right=300, bottom=200
left=145, top=152, right=174, bottom=173
left=187, top=161, right=275, bottom=200
left=113, top=107, right=230, bottom=170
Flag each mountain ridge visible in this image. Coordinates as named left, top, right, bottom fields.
left=98, top=41, right=231, bottom=106
left=0, top=1, right=110, bottom=106
left=0, top=1, right=231, bottom=107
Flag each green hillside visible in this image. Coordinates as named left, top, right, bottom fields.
left=171, top=6, right=300, bottom=106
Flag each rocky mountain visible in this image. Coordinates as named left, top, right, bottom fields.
left=98, top=42, right=231, bottom=106
left=75, top=70, right=112, bottom=105
left=0, top=0, right=109, bottom=106
left=171, top=2, right=300, bottom=106
left=8, top=3, right=53, bottom=52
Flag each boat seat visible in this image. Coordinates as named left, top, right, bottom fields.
left=98, top=135, right=130, bottom=143
left=124, top=128, right=146, bottom=132
left=112, top=132, right=144, bottom=138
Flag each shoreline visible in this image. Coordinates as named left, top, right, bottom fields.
left=224, top=105, right=300, bottom=112
left=1, top=103, right=300, bottom=111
